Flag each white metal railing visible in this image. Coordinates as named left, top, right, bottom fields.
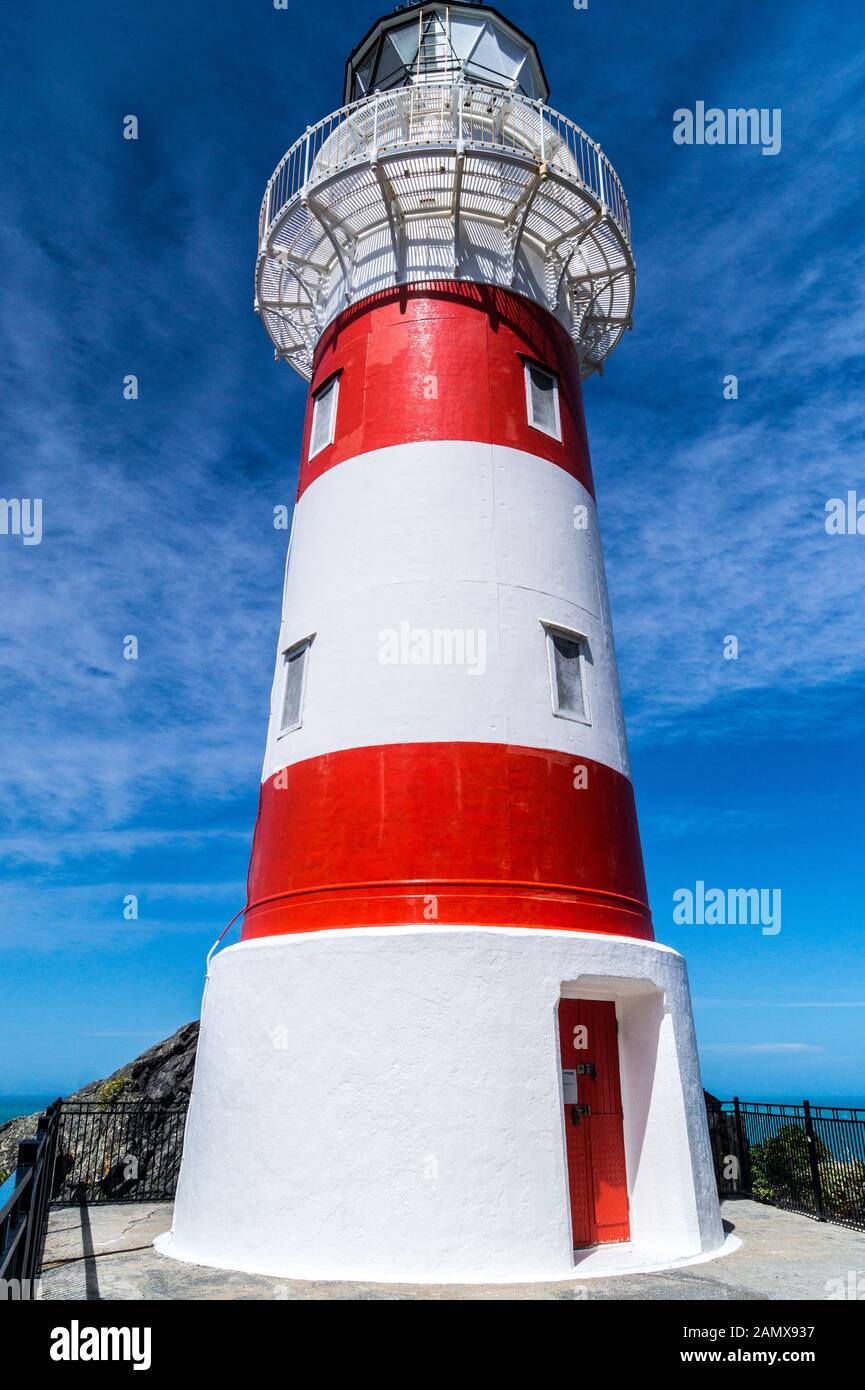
left=259, top=83, right=631, bottom=254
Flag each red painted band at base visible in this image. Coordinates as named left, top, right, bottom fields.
left=243, top=741, right=653, bottom=941
left=298, top=282, right=595, bottom=499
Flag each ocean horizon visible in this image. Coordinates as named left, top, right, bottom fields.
left=1, top=1091, right=863, bottom=1131
left=0, top=1094, right=55, bottom=1126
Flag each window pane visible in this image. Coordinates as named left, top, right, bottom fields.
left=281, top=643, right=308, bottom=732
left=527, top=363, right=559, bottom=438
left=550, top=631, right=585, bottom=719
left=309, top=378, right=338, bottom=458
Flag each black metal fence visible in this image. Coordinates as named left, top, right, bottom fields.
left=706, top=1096, right=865, bottom=1231
left=0, top=1098, right=188, bottom=1298
left=52, top=1101, right=188, bottom=1206
left=4, top=1090, right=863, bottom=1298
left=0, top=1100, right=61, bottom=1299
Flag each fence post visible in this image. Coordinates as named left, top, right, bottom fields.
left=802, top=1099, right=826, bottom=1221
left=12, top=1136, right=40, bottom=1290
left=47, top=1099, right=62, bottom=1201
left=30, top=1113, right=52, bottom=1286
left=732, top=1096, right=751, bottom=1194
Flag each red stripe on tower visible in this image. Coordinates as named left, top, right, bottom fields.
left=297, top=286, right=596, bottom=498
left=245, top=743, right=652, bottom=939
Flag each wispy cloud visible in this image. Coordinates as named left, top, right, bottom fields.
left=700, top=1043, right=824, bottom=1055
left=78, top=1030, right=173, bottom=1039
left=595, top=17, right=865, bottom=742
left=696, top=1000, right=865, bottom=1010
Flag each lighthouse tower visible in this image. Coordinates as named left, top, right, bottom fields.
left=159, top=2, right=724, bottom=1281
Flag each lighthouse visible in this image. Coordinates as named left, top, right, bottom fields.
left=158, top=1, right=725, bottom=1281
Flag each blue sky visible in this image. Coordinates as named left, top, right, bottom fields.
left=1, top=0, right=863, bottom=1100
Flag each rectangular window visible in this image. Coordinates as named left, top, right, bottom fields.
left=544, top=625, right=589, bottom=723
left=309, top=376, right=339, bottom=459
left=524, top=361, right=561, bottom=440
left=279, top=638, right=312, bottom=734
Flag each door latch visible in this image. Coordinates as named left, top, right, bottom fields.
left=570, top=1104, right=590, bottom=1126
left=577, top=1063, right=597, bottom=1078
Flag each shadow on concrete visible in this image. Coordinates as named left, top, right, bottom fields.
left=78, top=1202, right=100, bottom=1301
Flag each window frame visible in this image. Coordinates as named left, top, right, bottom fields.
left=277, top=634, right=314, bottom=737
left=523, top=359, right=562, bottom=442
left=308, top=373, right=340, bottom=460
left=542, top=621, right=591, bottom=726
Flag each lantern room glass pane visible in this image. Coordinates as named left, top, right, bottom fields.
left=375, top=34, right=408, bottom=90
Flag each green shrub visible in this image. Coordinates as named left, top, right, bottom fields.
left=747, top=1124, right=865, bottom=1221
left=748, top=1123, right=829, bottom=1205
left=817, top=1157, right=865, bottom=1221
left=96, top=1074, right=132, bottom=1110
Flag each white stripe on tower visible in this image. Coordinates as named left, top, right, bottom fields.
left=261, top=441, right=630, bottom=781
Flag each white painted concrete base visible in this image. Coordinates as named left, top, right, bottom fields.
left=571, top=1231, right=741, bottom=1280
left=157, top=927, right=725, bottom=1283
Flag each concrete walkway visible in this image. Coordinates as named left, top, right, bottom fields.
left=40, top=1199, right=865, bottom=1300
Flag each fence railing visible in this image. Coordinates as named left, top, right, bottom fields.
left=0, top=1099, right=61, bottom=1299
left=1, top=1098, right=188, bottom=1297
left=3, top=1090, right=861, bottom=1298
left=705, top=1096, right=865, bottom=1231
left=259, top=81, right=631, bottom=254
left=52, top=1101, right=188, bottom=1206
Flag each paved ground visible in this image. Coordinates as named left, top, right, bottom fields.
left=39, top=1200, right=865, bottom=1300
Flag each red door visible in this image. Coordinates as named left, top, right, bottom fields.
left=558, top=998, right=629, bottom=1247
